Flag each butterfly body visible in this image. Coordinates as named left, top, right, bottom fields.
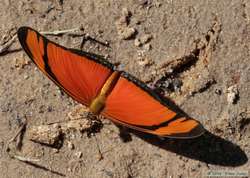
left=90, top=71, right=120, bottom=114
left=17, top=26, right=205, bottom=138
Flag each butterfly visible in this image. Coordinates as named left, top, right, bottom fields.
left=17, top=26, right=205, bottom=138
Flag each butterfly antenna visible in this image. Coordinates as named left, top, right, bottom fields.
left=80, top=33, right=110, bottom=50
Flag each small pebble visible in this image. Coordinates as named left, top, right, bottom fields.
left=28, top=124, right=61, bottom=146
left=14, top=57, right=30, bottom=69
left=140, top=34, right=152, bottom=44
left=227, top=85, right=239, bottom=104
left=191, top=166, right=196, bottom=172
left=116, top=16, right=127, bottom=26
left=47, top=106, right=53, bottom=112
left=115, top=7, right=136, bottom=40
left=180, top=162, right=185, bottom=168
left=118, top=27, right=136, bottom=40
left=24, top=75, right=29, bottom=79
left=155, top=1, right=162, bottom=7
left=215, top=88, right=222, bottom=95
left=52, top=148, right=59, bottom=153
left=75, top=151, right=83, bottom=159
left=122, top=7, right=130, bottom=18
left=134, top=38, right=141, bottom=47
left=137, top=58, right=152, bottom=67
left=67, top=141, right=74, bottom=150
left=143, top=43, right=151, bottom=51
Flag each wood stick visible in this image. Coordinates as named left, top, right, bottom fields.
left=12, top=154, right=40, bottom=162
left=0, top=27, right=82, bottom=55
left=40, top=27, right=81, bottom=36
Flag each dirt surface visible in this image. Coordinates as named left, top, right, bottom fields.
left=0, top=0, right=250, bottom=177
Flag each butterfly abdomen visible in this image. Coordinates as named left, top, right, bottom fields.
left=90, top=71, right=121, bottom=114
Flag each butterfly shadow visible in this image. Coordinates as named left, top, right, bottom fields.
left=127, top=130, right=247, bottom=167
left=117, top=117, right=248, bottom=167
left=109, top=71, right=248, bottom=167
left=117, top=95, right=248, bottom=167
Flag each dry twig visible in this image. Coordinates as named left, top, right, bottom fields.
left=6, top=117, right=27, bottom=151
left=12, top=154, right=40, bottom=162
left=40, top=27, right=81, bottom=36
left=94, top=137, right=103, bottom=161
left=0, top=34, right=17, bottom=55
left=0, top=27, right=82, bottom=55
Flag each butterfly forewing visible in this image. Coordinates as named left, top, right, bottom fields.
left=18, top=27, right=113, bottom=106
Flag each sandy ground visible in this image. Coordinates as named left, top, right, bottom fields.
left=0, top=0, right=250, bottom=177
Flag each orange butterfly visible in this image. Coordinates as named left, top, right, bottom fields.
left=17, top=26, right=205, bottom=138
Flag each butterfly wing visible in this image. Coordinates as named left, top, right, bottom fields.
left=102, top=73, right=204, bottom=138
left=17, top=27, right=113, bottom=106
left=18, top=27, right=204, bottom=138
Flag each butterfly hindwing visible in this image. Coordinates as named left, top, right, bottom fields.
left=102, top=74, right=204, bottom=138
left=17, top=27, right=113, bottom=106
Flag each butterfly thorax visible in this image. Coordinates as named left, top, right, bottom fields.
left=89, top=71, right=120, bottom=115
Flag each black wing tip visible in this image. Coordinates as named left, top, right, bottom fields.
left=17, top=26, right=40, bottom=41
left=18, top=26, right=30, bottom=31
left=17, top=26, right=31, bottom=36
left=17, top=26, right=31, bottom=45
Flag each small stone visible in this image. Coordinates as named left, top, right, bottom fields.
left=104, top=54, right=110, bottom=59
left=122, top=7, right=130, bottom=18
left=227, top=85, right=239, bottom=104
left=116, top=16, right=128, bottom=27
left=182, top=157, right=188, bottom=163
left=140, top=34, right=152, bottom=44
left=143, top=43, right=151, bottom=51
left=14, top=57, right=30, bottom=69
left=24, top=75, right=29, bottom=79
left=1, top=102, right=11, bottom=112
left=156, top=79, right=170, bottom=90
left=180, top=162, right=185, bottom=168
left=197, top=163, right=201, bottom=168
left=115, top=9, right=136, bottom=40
left=191, top=166, right=196, bottom=172
left=27, top=124, right=62, bottom=146
left=155, top=1, right=162, bottom=7
left=52, top=148, right=59, bottom=153
left=75, top=151, right=83, bottom=159
left=67, top=141, right=74, bottom=150
left=134, top=38, right=141, bottom=47
left=215, top=88, right=222, bottom=95
left=47, top=106, right=53, bottom=112
left=118, top=27, right=136, bottom=40
left=137, top=58, right=152, bottom=67
left=116, top=8, right=131, bottom=27
left=137, top=50, right=144, bottom=57
left=178, top=175, right=183, bottom=178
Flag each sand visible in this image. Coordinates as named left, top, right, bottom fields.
left=0, top=0, right=249, bottom=177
